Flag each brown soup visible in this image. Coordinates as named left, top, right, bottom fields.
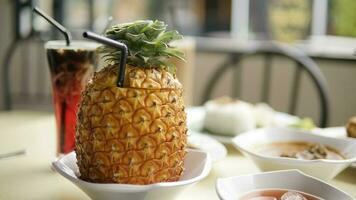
left=239, top=189, right=323, bottom=200
left=254, top=141, right=344, bottom=160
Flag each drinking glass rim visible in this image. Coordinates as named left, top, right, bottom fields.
left=45, top=40, right=99, bottom=50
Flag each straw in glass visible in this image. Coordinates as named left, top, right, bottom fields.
left=33, top=7, right=71, bottom=46
left=33, top=6, right=72, bottom=153
left=83, top=31, right=128, bottom=87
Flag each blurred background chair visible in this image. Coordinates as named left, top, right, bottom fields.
left=201, top=42, right=330, bottom=127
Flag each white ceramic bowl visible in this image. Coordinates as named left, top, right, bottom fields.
left=232, top=127, right=356, bottom=180
left=216, top=169, right=353, bottom=200
left=52, top=149, right=211, bottom=200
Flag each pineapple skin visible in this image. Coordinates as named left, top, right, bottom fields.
left=75, top=65, right=187, bottom=184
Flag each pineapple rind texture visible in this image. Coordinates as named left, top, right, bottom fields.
left=75, top=64, right=187, bottom=184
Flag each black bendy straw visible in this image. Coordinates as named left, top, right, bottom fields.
left=33, top=7, right=72, bottom=152
left=83, top=31, right=128, bottom=87
left=33, top=7, right=71, bottom=46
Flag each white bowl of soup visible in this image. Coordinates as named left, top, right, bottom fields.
left=232, top=127, right=356, bottom=180
left=216, top=170, right=353, bottom=200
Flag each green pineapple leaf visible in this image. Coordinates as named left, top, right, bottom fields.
left=99, top=20, right=185, bottom=75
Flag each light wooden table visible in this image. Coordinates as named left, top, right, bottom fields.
left=0, top=111, right=355, bottom=200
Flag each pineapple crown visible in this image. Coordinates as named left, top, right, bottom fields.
left=99, top=20, right=185, bottom=75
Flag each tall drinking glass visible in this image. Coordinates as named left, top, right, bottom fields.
left=45, top=41, right=98, bottom=154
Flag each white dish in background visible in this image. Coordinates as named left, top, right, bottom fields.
left=188, top=130, right=227, bottom=162
left=186, top=106, right=299, bottom=144
left=312, top=126, right=348, bottom=139
left=187, top=106, right=233, bottom=144
left=203, top=100, right=256, bottom=137
left=193, top=131, right=234, bottom=144
left=52, top=150, right=212, bottom=200
left=186, top=106, right=206, bottom=131
left=216, top=170, right=353, bottom=200
left=232, top=127, right=356, bottom=180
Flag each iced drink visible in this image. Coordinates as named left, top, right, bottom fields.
left=45, top=41, right=98, bottom=154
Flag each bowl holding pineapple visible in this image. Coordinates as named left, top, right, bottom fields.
left=52, top=20, right=211, bottom=200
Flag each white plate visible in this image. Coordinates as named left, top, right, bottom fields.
left=52, top=150, right=212, bottom=200
left=216, top=169, right=353, bottom=200
left=186, top=106, right=298, bottom=144
left=232, top=127, right=356, bottom=180
left=188, top=130, right=227, bottom=162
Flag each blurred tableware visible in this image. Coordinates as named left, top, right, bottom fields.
left=188, top=130, right=227, bottom=162
left=0, top=149, right=26, bottom=160
left=312, top=127, right=347, bottom=139
left=203, top=98, right=256, bottom=136
left=232, top=127, right=356, bottom=180
left=273, top=112, right=300, bottom=127
left=52, top=149, right=211, bottom=200
left=186, top=107, right=205, bottom=130
left=45, top=40, right=98, bottom=154
left=187, top=107, right=298, bottom=144
left=216, top=169, right=353, bottom=200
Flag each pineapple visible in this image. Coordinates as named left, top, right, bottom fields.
left=75, top=20, right=188, bottom=184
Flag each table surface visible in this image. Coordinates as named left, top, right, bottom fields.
left=0, top=111, right=355, bottom=200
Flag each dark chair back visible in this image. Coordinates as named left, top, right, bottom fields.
left=202, top=42, right=330, bottom=127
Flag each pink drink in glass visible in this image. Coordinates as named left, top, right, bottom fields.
left=45, top=41, right=97, bottom=154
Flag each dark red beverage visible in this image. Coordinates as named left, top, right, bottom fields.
left=45, top=41, right=98, bottom=154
